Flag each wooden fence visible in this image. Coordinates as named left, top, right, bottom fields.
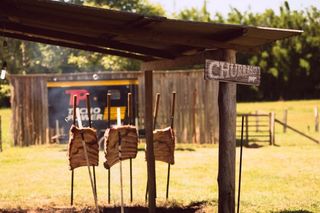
left=0, top=116, right=2, bottom=152
left=9, top=70, right=219, bottom=146
left=10, top=76, right=48, bottom=146
left=236, top=113, right=275, bottom=145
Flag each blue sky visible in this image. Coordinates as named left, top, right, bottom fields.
left=149, top=0, right=319, bottom=16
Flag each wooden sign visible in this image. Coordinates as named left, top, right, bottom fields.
left=205, top=60, right=261, bottom=86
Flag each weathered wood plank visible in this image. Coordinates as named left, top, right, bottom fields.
left=205, top=59, right=260, bottom=86
left=144, top=70, right=156, bottom=212
left=10, top=70, right=219, bottom=146
left=218, top=49, right=237, bottom=213
left=141, top=50, right=222, bottom=71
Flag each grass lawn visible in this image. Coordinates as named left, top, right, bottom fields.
left=0, top=100, right=320, bottom=212
left=237, top=99, right=320, bottom=147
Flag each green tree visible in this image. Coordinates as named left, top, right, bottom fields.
left=176, top=1, right=320, bottom=101
left=233, top=3, right=320, bottom=100
left=66, top=0, right=165, bottom=71
left=176, top=0, right=210, bottom=22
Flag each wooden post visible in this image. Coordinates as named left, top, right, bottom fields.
left=107, top=93, right=111, bottom=204
left=0, top=116, right=2, bottom=152
left=245, top=115, right=249, bottom=145
left=269, top=112, right=275, bottom=145
left=145, top=70, right=156, bottom=213
left=255, top=110, right=259, bottom=132
left=269, top=113, right=272, bottom=145
left=55, top=120, right=60, bottom=144
left=218, top=49, right=236, bottom=213
left=192, top=89, right=197, bottom=144
left=283, top=109, right=288, bottom=133
left=314, top=106, right=319, bottom=132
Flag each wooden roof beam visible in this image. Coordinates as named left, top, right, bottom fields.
left=209, top=28, right=248, bottom=42
left=1, top=22, right=176, bottom=59
left=141, top=50, right=226, bottom=70
left=0, top=5, right=252, bottom=52
left=115, top=29, right=254, bottom=52
left=1, top=31, right=154, bottom=61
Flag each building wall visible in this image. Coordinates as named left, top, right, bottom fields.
left=9, top=70, right=219, bottom=146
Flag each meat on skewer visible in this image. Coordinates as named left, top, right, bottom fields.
left=104, top=125, right=138, bottom=169
left=68, top=125, right=99, bottom=170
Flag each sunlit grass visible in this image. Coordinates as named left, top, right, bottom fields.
left=238, top=99, right=320, bottom=147
left=0, top=100, right=320, bottom=212
left=0, top=108, right=12, bottom=149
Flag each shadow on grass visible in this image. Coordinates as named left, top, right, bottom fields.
left=101, top=200, right=210, bottom=213
left=101, top=206, right=198, bottom=213
left=0, top=207, right=200, bottom=213
left=0, top=201, right=208, bottom=212
left=235, top=140, right=264, bottom=148
left=272, top=210, right=313, bottom=213
left=138, top=147, right=195, bottom=152
left=0, top=200, right=217, bottom=212
left=175, top=147, right=195, bottom=151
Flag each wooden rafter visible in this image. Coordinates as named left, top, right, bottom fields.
left=141, top=50, right=226, bottom=70
left=2, top=31, right=155, bottom=61
left=0, top=22, right=174, bottom=59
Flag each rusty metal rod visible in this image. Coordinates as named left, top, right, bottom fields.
left=128, top=93, right=133, bottom=202
left=70, top=95, right=77, bottom=206
left=86, top=93, right=92, bottom=128
left=237, top=115, right=245, bottom=213
left=166, top=91, right=176, bottom=200
left=107, top=93, right=111, bottom=204
left=146, top=93, right=160, bottom=202
left=153, top=93, right=160, bottom=130
left=128, top=93, right=132, bottom=125
left=76, top=106, right=98, bottom=213
left=118, top=131, right=124, bottom=213
left=86, top=93, right=97, bottom=202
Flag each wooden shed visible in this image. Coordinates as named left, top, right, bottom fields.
left=9, top=70, right=219, bottom=146
left=0, top=0, right=301, bottom=212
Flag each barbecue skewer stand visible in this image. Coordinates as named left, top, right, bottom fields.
left=104, top=92, right=139, bottom=207
left=145, top=92, right=176, bottom=201
left=68, top=94, right=99, bottom=212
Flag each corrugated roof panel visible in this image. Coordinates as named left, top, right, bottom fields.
left=0, top=0, right=302, bottom=61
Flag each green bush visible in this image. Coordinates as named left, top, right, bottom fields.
left=0, top=84, right=10, bottom=107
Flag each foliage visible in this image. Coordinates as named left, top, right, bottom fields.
left=85, top=0, right=165, bottom=16
left=1, top=1, right=320, bottom=100
left=176, top=0, right=210, bottom=22
left=175, top=2, right=320, bottom=101
left=0, top=0, right=164, bottom=75
left=227, top=4, right=320, bottom=101
left=0, top=84, right=10, bottom=107
left=65, top=0, right=165, bottom=72
left=1, top=100, right=320, bottom=212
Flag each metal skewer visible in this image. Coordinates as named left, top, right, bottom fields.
left=107, top=93, right=111, bottom=204
left=70, top=95, right=77, bottom=206
left=237, top=115, right=245, bottom=213
left=127, top=93, right=133, bottom=202
left=118, top=130, right=124, bottom=213
left=86, top=93, right=97, bottom=202
left=166, top=91, right=176, bottom=200
left=76, top=107, right=99, bottom=213
left=145, top=93, right=160, bottom=202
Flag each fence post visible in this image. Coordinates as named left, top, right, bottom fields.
left=271, top=112, right=275, bottom=145
left=314, top=106, right=319, bottom=132
left=255, top=110, right=259, bottom=132
left=269, top=112, right=275, bottom=145
left=245, top=115, right=249, bottom=145
left=0, top=116, right=2, bottom=152
left=55, top=120, right=60, bottom=144
left=283, top=109, right=288, bottom=133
